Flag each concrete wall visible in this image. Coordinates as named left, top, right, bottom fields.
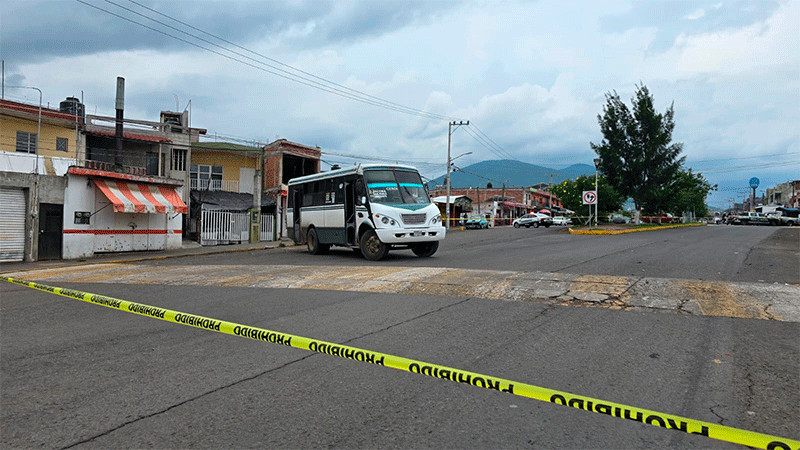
left=63, top=173, right=95, bottom=259
left=0, top=171, right=66, bottom=261
left=63, top=173, right=184, bottom=259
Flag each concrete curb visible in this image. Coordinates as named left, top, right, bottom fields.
left=568, top=223, right=706, bottom=235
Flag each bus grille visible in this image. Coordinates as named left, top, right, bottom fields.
left=401, top=213, right=426, bottom=225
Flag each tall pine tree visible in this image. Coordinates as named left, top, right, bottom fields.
left=591, top=84, right=685, bottom=213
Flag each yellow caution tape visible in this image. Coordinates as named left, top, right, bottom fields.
left=4, top=276, right=797, bottom=449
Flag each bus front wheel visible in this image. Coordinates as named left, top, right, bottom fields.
left=411, top=241, right=439, bottom=257
left=359, top=229, right=388, bottom=261
left=307, top=228, right=330, bottom=254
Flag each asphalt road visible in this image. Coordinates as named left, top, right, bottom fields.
left=1, top=225, right=798, bottom=448
left=147, top=224, right=799, bottom=284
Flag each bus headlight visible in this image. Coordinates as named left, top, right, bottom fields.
left=381, top=216, right=397, bottom=226
left=430, top=215, right=441, bottom=225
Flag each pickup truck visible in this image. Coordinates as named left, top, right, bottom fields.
left=773, top=207, right=799, bottom=226
left=732, top=212, right=769, bottom=225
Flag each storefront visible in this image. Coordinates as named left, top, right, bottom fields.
left=63, top=167, right=187, bottom=259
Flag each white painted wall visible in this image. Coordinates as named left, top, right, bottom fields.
left=1, top=153, right=76, bottom=175
left=63, top=173, right=184, bottom=258
left=63, top=173, right=96, bottom=259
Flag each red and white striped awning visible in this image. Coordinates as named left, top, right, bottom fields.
left=92, top=179, right=188, bottom=214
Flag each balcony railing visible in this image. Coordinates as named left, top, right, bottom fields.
left=84, top=159, right=146, bottom=176
left=190, top=179, right=240, bottom=192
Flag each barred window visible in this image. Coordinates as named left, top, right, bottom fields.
left=171, top=148, right=187, bottom=171
left=16, top=131, right=36, bottom=153
left=56, top=137, right=68, bottom=152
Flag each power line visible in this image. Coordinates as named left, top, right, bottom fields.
left=75, top=0, right=449, bottom=121
left=77, top=1, right=526, bottom=166
left=461, top=126, right=513, bottom=160
left=687, top=151, right=800, bottom=164
left=471, top=124, right=516, bottom=160
left=122, top=0, right=450, bottom=122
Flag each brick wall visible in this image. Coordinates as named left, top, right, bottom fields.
left=429, top=187, right=561, bottom=208
left=262, top=139, right=321, bottom=197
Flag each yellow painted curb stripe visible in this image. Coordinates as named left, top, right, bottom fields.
left=4, top=277, right=797, bottom=449
left=569, top=223, right=706, bottom=235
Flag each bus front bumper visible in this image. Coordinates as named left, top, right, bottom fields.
left=375, top=226, right=446, bottom=244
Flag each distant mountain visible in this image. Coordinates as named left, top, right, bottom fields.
left=427, top=160, right=595, bottom=189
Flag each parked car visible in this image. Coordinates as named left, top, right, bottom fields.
left=465, top=215, right=488, bottom=229
left=610, top=214, right=630, bottom=224
left=551, top=216, right=572, bottom=226
left=640, top=213, right=677, bottom=224
left=513, top=213, right=552, bottom=228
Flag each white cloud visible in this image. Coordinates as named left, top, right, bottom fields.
left=648, top=0, right=799, bottom=78
left=4, top=0, right=797, bottom=195
left=685, top=8, right=706, bottom=20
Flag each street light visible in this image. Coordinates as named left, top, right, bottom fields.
left=446, top=120, right=469, bottom=229
left=593, top=158, right=600, bottom=228
left=8, top=85, right=42, bottom=262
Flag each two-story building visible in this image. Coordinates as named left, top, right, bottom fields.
left=2, top=83, right=326, bottom=259
left=187, top=141, right=278, bottom=245
left=62, top=108, right=199, bottom=259
left=263, top=139, right=321, bottom=237
left=766, top=180, right=800, bottom=208
left=1, top=97, right=84, bottom=262
left=428, top=186, right=564, bottom=224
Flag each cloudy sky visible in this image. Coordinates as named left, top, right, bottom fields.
left=2, top=0, right=798, bottom=207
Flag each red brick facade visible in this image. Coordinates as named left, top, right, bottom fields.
left=262, top=139, right=321, bottom=197
left=429, top=187, right=561, bottom=208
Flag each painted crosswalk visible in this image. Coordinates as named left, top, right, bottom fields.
left=4, top=263, right=798, bottom=322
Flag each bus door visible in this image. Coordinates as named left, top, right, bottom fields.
left=293, top=189, right=303, bottom=242
left=344, top=179, right=356, bottom=245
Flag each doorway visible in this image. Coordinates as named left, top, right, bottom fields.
left=38, top=203, right=63, bottom=260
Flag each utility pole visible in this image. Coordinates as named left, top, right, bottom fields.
left=446, top=120, right=469, bottom=229
left=593, top=158, right=601, bottom=227
left=251, top=142, right=263, bottom=243
left=548, top=173, right=553, bottom=208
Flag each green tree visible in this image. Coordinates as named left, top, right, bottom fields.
left=551, top=174, right=624, bottom=218
left=590, top=84, right=685, bottom=213
left=668, top=169, right=716, bottom=217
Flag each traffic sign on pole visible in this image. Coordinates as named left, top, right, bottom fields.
left=582, top=190, right=597, bottom=205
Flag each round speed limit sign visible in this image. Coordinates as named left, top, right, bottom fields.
left=582, top=190, right=597, bottom=205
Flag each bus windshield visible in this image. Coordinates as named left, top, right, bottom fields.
left=364, top=169, right=429, bottom=205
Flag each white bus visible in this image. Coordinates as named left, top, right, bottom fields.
left=287, top=164, right=445, bottom=260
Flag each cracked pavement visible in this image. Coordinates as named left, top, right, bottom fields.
left=6, top=263, right=799, bottom=322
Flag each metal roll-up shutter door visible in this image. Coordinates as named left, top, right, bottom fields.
left=0, top=187, right=26, bottom=262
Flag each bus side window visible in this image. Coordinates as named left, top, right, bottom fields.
left=355, top=179, right=365, bottom=205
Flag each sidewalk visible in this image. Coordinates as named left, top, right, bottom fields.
left=0, top=239, right=295, bottom=274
